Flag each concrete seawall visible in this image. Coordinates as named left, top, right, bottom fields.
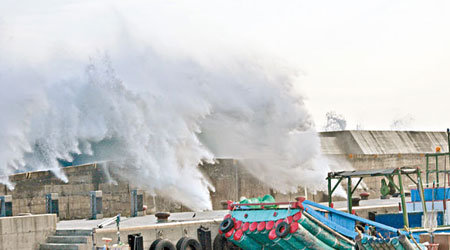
left=0, top=160, right=312, bottom=220
left=0, top=155, right=439, bottom=220
left=0, top=130, right=446, bottom=220
left=0, top=214, right=57, bottom=250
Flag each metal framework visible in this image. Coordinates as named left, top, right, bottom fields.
left=425, top=128, right=450, bottom=187
left=327, top=167, right=426, bottom=228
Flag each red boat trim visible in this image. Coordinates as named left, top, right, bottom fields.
left=257, top=221, right=266, bottom=231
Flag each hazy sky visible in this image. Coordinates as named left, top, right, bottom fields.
left=286, top=1, right=450, bottom=131
left=1, top=0, right=449, bottom=131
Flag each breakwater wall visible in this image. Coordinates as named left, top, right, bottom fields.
left=2, top=129, right=445, bottom=220
left=0, top=160, right=315, bottom=220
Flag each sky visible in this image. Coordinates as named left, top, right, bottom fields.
left=1, top=0, right=450, bottom=131
left=289, top=1, right=450, bottom=131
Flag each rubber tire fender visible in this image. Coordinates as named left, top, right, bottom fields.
left=213, top=234, right=241, bottom=250
left=150, top=239, right=162, bottom=250
left=219, top=218, right=234, bottom=234
left=176, top=237, right=202, bottom=250
left=176, top=237, right=186, bottom=250
left=275, top=222, right=290, bottom=238
left=152, top=239, right=176, bottom=250
left=213, top=234, right=227, bottom=250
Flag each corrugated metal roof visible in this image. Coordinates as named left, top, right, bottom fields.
left=320, top=130, right=449, bottom=155
left=328, top=167, right=419, bottom=178
left=320, top=137, right=345, bottom=154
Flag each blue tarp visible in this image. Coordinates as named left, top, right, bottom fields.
left=411, top=188, right=450, bottom=202
left=375, top=212, right=444, bottom=229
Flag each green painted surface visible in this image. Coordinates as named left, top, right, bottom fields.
left=359, top=236, right=422, bottom=250
left=298, top=215, right=353, bottom=250
left=239, top=194, right=277, bottom=209
left=225, top=208, right=356, bottom=250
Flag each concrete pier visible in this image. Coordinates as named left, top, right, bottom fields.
left=0, top=214, right=57, bottom=250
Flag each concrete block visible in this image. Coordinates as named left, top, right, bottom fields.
left=40, top=243, right=82, bottom=250
left=2, top=233, right=18, bottom=250
left=18, top=198, right=26, bottom=208
left=17, top=232, right=35, bottom=249
left=15, top=217, right=25, bottom=233
left=34, top=204, right=47, bottom=214
left=47, top=236, right=88, bottom=244
left=53, top=185, right=64, bottom=194
left=1, top=216, right=14, bottom=234
left=72, top=198, right=82, bottom=209
left=32, top=197, right=45, bottom=205
left=44, top=185, right=53, bottom=194
left=21, top=215, right=34, bottom=233
left=61, top=185, right=73, bottom=195
left=35, top=215, right=50, bottom=231
left=80, top=203, right=90, bottom=210
left=3, top=195, right=12, bottom=203
left=49, top=193, right=59, bottom=200
left=92, top=190, right=102, bottom=197
left=59, top=196, right=68, bottom=204
left=0, top=215, right=56, bottom=249
left=55, top=229, right=92, bottom=236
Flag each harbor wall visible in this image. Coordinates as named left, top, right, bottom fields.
left=0, top=214, right=57, bottom=250
left=0, top=130, right=446, bottom=220
left=0, top=160, right=313, bottom=220
left=0, top=154, right=437, bottom=220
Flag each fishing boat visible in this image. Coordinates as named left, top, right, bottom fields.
left=217, top=196, right=426, bottom=250
left=217, top=130, right=450, bottom=249
left=326, top=130, right=450, bottom=243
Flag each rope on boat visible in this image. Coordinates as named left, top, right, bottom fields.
left=398, top=234, right=420, bottom=250
left=403, top=227, right=424, bottom=250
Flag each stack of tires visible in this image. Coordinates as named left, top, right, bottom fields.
left=149, top=235, right=240, bottom=250
left=149, top=237, right=202, bottom=250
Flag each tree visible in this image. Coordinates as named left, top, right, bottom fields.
left=324, top=111, right=347, bottom=131
left=390, top=114, right=414, bottom=130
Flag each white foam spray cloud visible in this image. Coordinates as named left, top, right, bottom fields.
left=0, top=0, right=332, bottom=210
